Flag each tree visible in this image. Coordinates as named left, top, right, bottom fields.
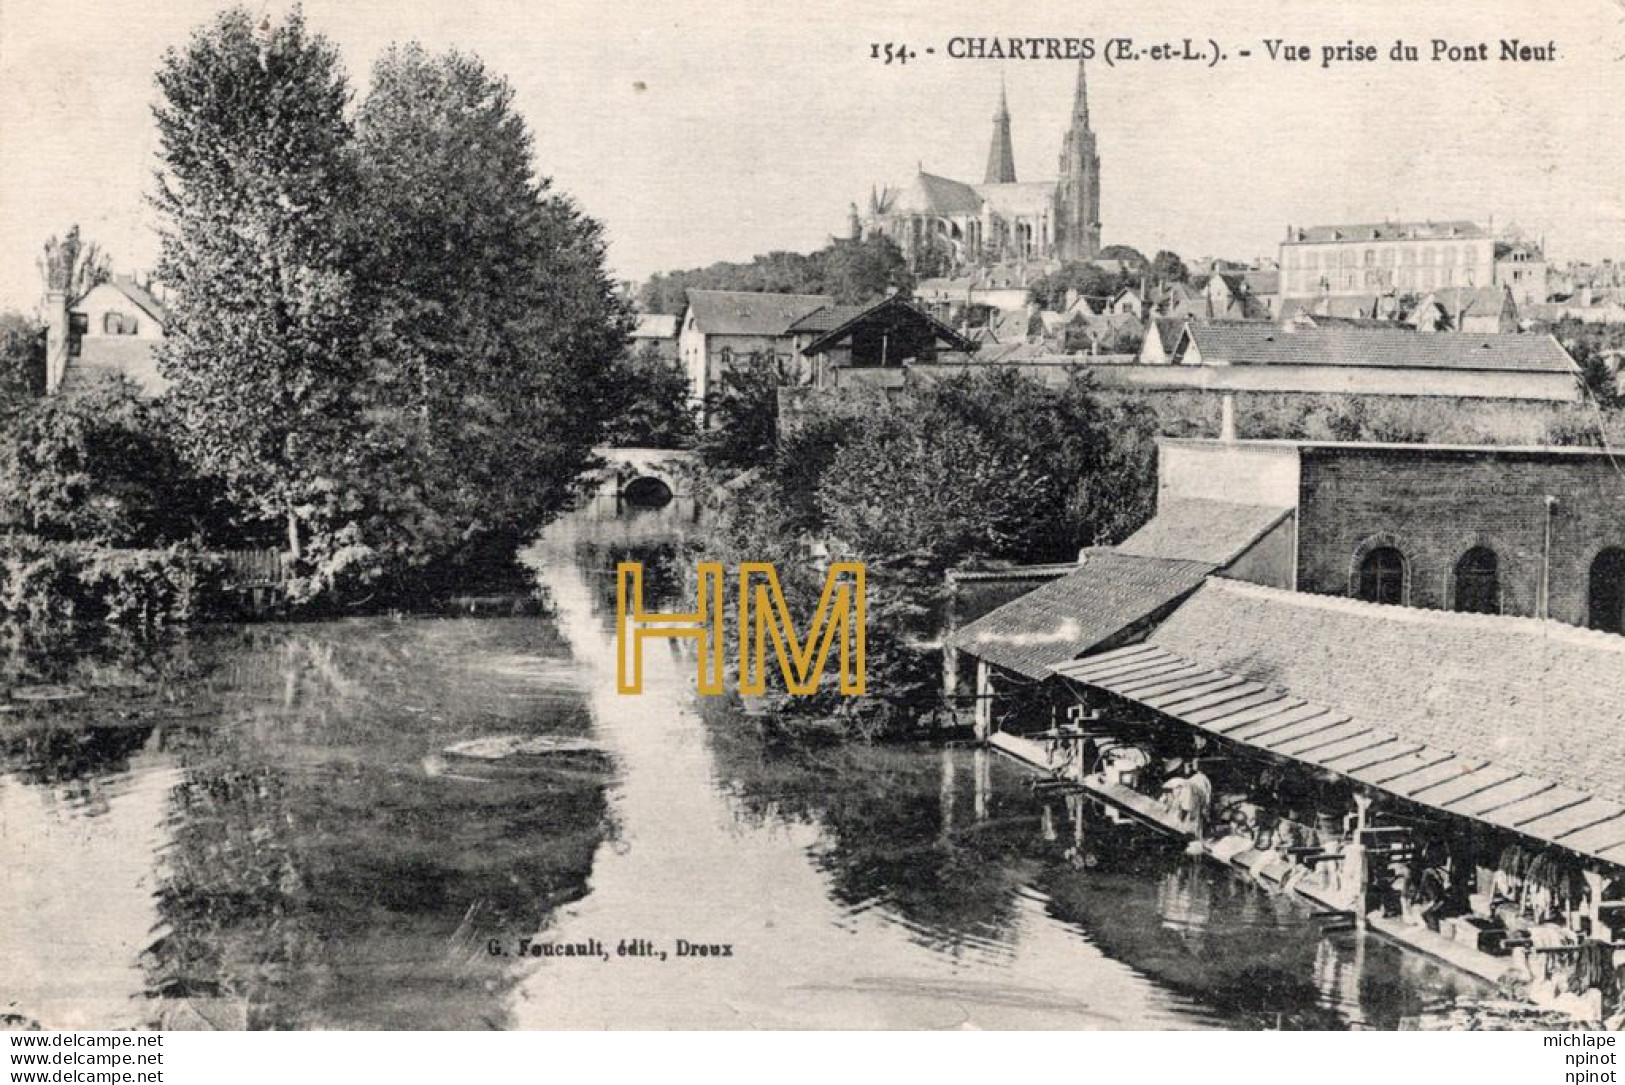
left=152, top=7, right=367, bottom=580
left=352, top=44, right=629, bottom=584
left=38, top=225, right=111, bottom=298
left=1151, top=249, right=1190, bottom=284
left=819, top=235, right=912, bottom=304
left=1028, top=261, right=1125, bottom=311
left=0, top=311, right=44, bottom=399
left=696, top=362, right=781, bottom=471
left=0, top=377, right=230, bottom=547
left=636, top=236, right=915, bottom=315
left=600, top=344, right=697, bottom=448
left=696, top=368, right=1161, bottom=736
left=1097, top=244, right=1149, bottom=271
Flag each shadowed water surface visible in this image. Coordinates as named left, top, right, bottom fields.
left=1, top=499, right=1491, bottom=1029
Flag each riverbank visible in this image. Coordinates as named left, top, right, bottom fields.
left=0, top=499, right=1502, bottom=1030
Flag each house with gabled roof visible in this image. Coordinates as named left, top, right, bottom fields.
left=678, top=289, right=834, bottom=419
left=43, top=275, right=170, bottom=397
left=790, top=293, right=977, bottom=390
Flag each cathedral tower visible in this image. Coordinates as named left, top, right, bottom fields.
left=1053, top=58, right=1101, bottom=261
left=983, top=79, right=1017, bottom=184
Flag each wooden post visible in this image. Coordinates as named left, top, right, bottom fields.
left=973, top=746, right=990, bottom=823
left=940, top=643, right=960, bottom=714
left=941, top=574, right=961, bottom=726
left=1347, top=792, right=1374, bottom=927
left=1583, top=868, right=1607, bottom=935
left=973, top=658, right=993, bottom=743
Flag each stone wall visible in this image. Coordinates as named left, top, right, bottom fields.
left=1295, top=446, right=1625, bottom=627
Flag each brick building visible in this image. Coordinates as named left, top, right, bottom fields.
left=1132, top=438, right=1625, bottom=634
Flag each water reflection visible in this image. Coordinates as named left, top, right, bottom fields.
left=1, top=495, right=1491, bottom=1030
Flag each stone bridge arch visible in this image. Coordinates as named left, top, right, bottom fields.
left=587, top=446, right=697, bottom=506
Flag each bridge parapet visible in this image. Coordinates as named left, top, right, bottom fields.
left=588, top=446, right=699, bottom=501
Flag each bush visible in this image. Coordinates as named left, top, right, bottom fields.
left=0, top=536, right=226, bottom=627
left=0, top=377, right=234, bottom=547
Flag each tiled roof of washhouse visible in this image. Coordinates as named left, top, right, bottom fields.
left=945, top=548, right=1214, bottom=680
left=1179, top=322, right=1577, bottom=374
left=1115, top=499, right=1293, bottom=566
left=1053, top=579, right=1625, bottom=866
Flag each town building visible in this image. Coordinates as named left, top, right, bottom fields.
left=860, top=60, right=1101, bottom=270
left=789, top=293, right=976, bottom=390
left=43, top=275, right=169, bottom=396
left=1279, top=221, right=1496, bottom=305
left=945, top=436, right=1625, bottom=1021
left=1140, top=437, right=1625, bottom=632
left=678, top=290, right=833, bottom=416
left=1497, top=238, right=1549, bottom=306
left=1163, top=322, right=1579, bottom=402
left=630, top=313, right=680, bottom=364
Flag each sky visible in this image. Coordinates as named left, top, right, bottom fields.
left=2, top=0, right=1625, bottom=312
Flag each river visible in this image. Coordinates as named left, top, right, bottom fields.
left=0, top=499, right=1492, bottom=1030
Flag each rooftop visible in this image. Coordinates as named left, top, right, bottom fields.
left=1055, top=579, right=1625, bottom=864
left=945, top=548, right=1214, bottom=680
left=1285, top=221, right=1488, bottom=245
left=1116, top=499, right=1293, bottom=566
left=683, top=290, right=834, bottom=337
left=631, top=313, right=679, bottom=339
left=1176, top=322, right=1578, bottom=374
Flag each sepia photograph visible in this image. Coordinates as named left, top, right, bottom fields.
left=3, top=0, right=1625, bottom=1047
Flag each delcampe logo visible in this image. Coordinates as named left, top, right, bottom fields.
left=616, top=562, right=866, bottom=696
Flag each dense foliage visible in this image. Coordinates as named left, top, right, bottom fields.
left=150, top=10, right=628, bottom=602
left=638, top=235, right=912, bottom=315
left=599, top=344, right=697, bottom=448
left=0, top=311, right=44, bottom=399
left=0, top=379, right=230, bottom=548
left=152, top=8, right=368, bottom=592
left=351, top=44, right=629, bottom=591
left=696, top=363, right=781, bottom=471
left=697, top=369, right=1159, bottom=737
left=0, top=536, right=224, bottom=626
left=1028, top=248, right=1191, bottom=311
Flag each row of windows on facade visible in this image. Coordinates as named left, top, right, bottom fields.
left=1284, top=246, right=1491, bottom=271
left=1354, top=544, right=1625, bottom=634
left=67, top=312, right=141, bottom=338
left=1283, top=267, right=1480, bottom=294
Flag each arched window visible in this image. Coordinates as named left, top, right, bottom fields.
left=103, top=312, right=124, bottom=335
left=1589, top=548, right=1625, bottom=634
left=1357, top=546, right=1406, bottom=605
left=1453, top=547, right=1499, bottom=614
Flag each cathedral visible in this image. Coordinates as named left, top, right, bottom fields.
left=856, top=59, right=1101, bottom=271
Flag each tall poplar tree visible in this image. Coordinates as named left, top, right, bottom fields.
left=151, top=7, right=364, bottom=569
left=353, top=45, right=629, bottom=579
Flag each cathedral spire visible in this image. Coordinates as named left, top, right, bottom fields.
left=983, top=76, right=1017, bottom=184
left=1054, top=57, right=1101, bottom=261
left=1069, top=55, right=1090, bottom=126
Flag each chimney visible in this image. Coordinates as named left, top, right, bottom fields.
left=44, top=290, right=69, bottom=394
left=1219, top=393, right=1237, bottom=442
